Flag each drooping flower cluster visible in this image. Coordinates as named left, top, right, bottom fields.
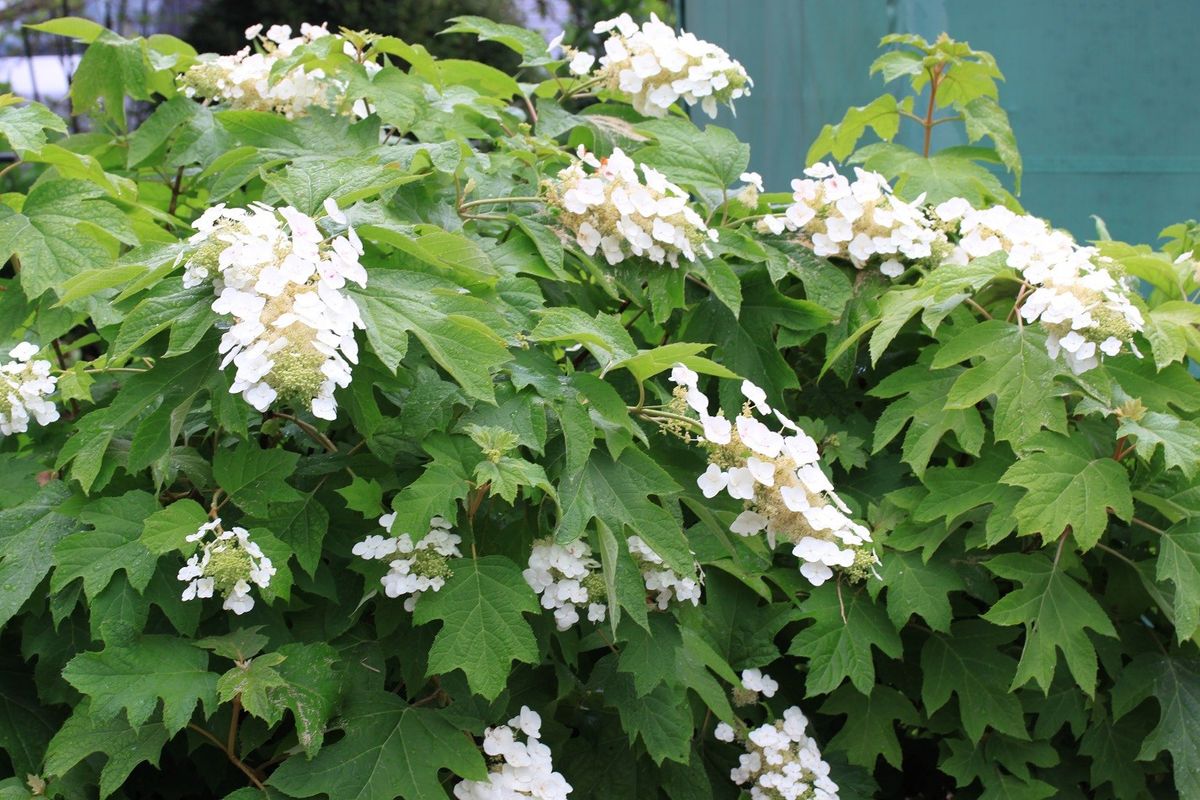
left=178, top=519, right=276, bottom=615
left=0, top=342, right=59, bottom=436
left=732, top=668, right=779, bottom=706
left=179, top=23, right=370, bottom=118
left=757, top=163, right=945, bottom=277
left=454, top=707, right=572, bottom=800
left=668, top=364, right=876, bottom=586
left=571, top=13, right=752, bottom=118
left=523, top=539, right=607, bottom=630
left=352, top=514, right=462, bottom=611
left=627, top=534, right=702, bottom=609
left=934, top=198, right=1145, bottom=373
left=546, top=146, right=717, bottom=268
left=182, top=199, right=366, bottom=420
left=715, top=706, right=839, bottom=800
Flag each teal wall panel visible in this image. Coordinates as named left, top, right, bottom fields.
left=679, top=0, right=1200, bottom=244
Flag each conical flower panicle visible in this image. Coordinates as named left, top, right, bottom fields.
left=182, top=199, right=366, bottom=420
left=546, top=146, right=717, bottom=269
left=570, top=13, right=751, bottom=119
left=668, top=364, right=877, bottom=587
left=0, top=342, right=59, bottom=436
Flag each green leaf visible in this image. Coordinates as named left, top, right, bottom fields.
left=475, top=456, right=554, bottom=504
left=0, top=180, right=135, bottom=301
left=635, top=118, right=750, bottom=191
left=999, top=432, right=1132, bottom=550
left=43, top=701, right=169, bottom=799
left=442, top=16, right=553, bottom=65
left=69, top=30, right=156, bottom=128
left=336, top=476, right=385, bottom=518
left=555, top=449, right=691, bottom=575
left=1113, top=654, right=1200, bottom=799
left=126, top=95, right=197, bottom=167
left=0, top=657, right=59, bottom=777
left=387, top=435, right=475, bottom=536
left=820, top=684, right=918, bottom=769
left=1078, top=708, right=1149, bottom=799
left=914, top=447, right=1020, bottom=545
left=1117, top=411, right=1200, bottom=478
left=683, top=270, right=832, bottom=404
left=1106, top=354, right=1200, bottom=414
left=983, top=553, right=1117, bottom=695
left=789, top=584, right=901, bottom=696
left=217, top=653, right=288, bottom=725
left=1156, top=519, right=1200, bottom=641
left=603, top=667, right=693, bottom=765
left=531, top=307, right=637, bottom=369
left=806, top=94, right=900, bottom=164
left=920, top=620, right=1027, bottom=742
left=878, top=550, right=964, bottom=631
left=931, top=320, right=1066, bottom=445
left=271, top=642, right=342, bottom=757
left=0, top=483, right=79, bottom=630
left=251, top=492, right=329, bottom=578
left=411, top=555, right=539, bottom=699
left=140, top=499, right=208, bottom=555
left=195, top=628, right=269, bottom=661
left=62, top=635, right=218, bottom=734
left=110, top=278, right=215, bottom=362
left=350, top=269, right=511, bottom=403
left=52, top=490, right=160, bottom=599
left=617, top=615, right=683, bottom=697
left=962, top=95, right=1022, bottom=187
left=213, top=443, right=302, bottom=517
left=269, top=692, right=487, bottom=799
left=869, top=361, right=985, bottom=476
left=611, top=342, right=738, bottom=384
left=26, top=16, right=105, bottom=42
left=0, top=98, right=66, bottom=153
left=854, top=143, right=1013, bottom=206
left=1142, top=300, right=1200, bottom=368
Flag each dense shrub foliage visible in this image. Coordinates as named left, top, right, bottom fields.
left=0, top=14, right=1198, bottom=800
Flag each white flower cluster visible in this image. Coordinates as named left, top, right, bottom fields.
left=178, top=519, right=276, bottom=615
left=668, top=364, right=875, bottom=587
left=758, top=163, right=944, bottom=278
left=935, top=198, right=1145, bottom=373
left=182, top=199, right=366, bottom=420
left=523, top=539, right=607, bottom=630
left=626, top=535, right=701, bottom=609
left=352, top=514, right=462, bottom=611
left=455, top=707, right=572, bottom=800
left=715, top=706, right=838, bottom=800
left=572, top=13, right=751, bottom=118
left=180, top=23, right=371, bottom=118
left=548, top=146, right=717, bottom=268
left=0, top=343, right=58, bottom=436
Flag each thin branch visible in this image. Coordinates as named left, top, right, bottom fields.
left=167, top=165, right=185, bottom=216
left=458, top=195, right=542, bottom=211
left=964, top=297, right=992, bottom=320
left=273, top=411, right=337, bottom=454
left=227, top=694, right=242, bottom=754
left=1130, top=517, right=1166, bottom=536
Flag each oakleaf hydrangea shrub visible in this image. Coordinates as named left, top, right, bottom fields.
left=0, top=14, right=1197, bottom=800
